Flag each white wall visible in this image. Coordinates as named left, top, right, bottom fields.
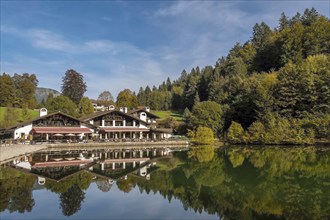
left=139, top=112, right=147, bottom=122
left=14, top=124, right=32, bottom=139
left=164, top=133, right=172, bottom=139
left=138, top=122, right=148, bottom=128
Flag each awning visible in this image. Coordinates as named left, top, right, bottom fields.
left=31, top=127, right=93, bottom=134
left=100, top=127, right=149, bottom=132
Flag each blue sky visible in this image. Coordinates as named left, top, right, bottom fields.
left=1, top=0, right=329, bottom=99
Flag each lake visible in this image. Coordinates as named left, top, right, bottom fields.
left=0, top=146, right=329, bottom=219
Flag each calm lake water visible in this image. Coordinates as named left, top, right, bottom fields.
left=0, top=146, right=329, bottom=219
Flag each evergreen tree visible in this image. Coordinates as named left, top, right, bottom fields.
left=145, top=86, right=152, bottom=106
left=61, top=69, right=87, bottom=104
left=166, top=77, right=172, bottom=90
left=301, top=7, right=319, bottom=26
left=279, top=12, right=289, bottom=31
left=137, top=87, right=145, bottom=106
left=251, top=22, right=272, bottom=50
left=0, top=73, right=15, bottom=107
left=12, top=73, right=38, bottom=108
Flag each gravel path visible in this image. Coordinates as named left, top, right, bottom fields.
left=0, top=144, right=47, bottom=163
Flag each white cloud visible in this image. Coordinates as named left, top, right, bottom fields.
left=2, top=25, right=163, bottom=97
left=84, top=40, right=149, bottom=56
left=2, top=1, right=328, bottom=100
left=26, top=29, right=74, bottom=51
left=1, top=26, right=74, bottom=52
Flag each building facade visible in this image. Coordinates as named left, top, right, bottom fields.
left=0, top=107, right=172, bottom=143
left=81, top=107, right=172, bottom=141
left=1, top=108, right=95, bottom=143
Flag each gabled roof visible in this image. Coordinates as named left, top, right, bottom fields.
left=128, top=109, right=160, bottom=119
left=80, top=110, right=150, bottom=125
left=4, top=111, right=97, bottom=130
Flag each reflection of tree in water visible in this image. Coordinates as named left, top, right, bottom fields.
left=45, top=171, right=93, bottom=194
left=131, top=147, right=330, bottom=220
left=0, top=168, right=35, bottom=213
left=116, top=177, right=135, bottom=193
left=95, top=179, right=113, bottom=192
left=187, top=145, right=214, bottom=163
left=59, top=184, right=85, bottom=216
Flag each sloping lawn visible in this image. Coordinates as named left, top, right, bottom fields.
left=0, top=107, right=39, bottom=127
left=151, top=110, right=183, bottom=121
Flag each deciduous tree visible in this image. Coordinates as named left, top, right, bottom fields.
left=97, top=90, right=114, bottom=106
left=78, top=97, right=94, bottom=116
left=190, top=101, right=224, bottom=136
left=116, top=89, right=138, bottom=108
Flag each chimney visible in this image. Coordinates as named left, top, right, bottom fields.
left=39, top=108, right=48, bottom=117
left=124, top=107, right=128, bottom=113
left=145, top=106, right=150, bottom=112
left=119, top=107, right=124, bottom=112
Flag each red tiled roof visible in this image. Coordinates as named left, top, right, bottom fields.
left=100, top=127, right=149, bottom=132
left=31, top=127, right=93, bottom=134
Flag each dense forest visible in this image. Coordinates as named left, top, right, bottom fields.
left=136, top=8, right=330, bottom=144
left=0, top=8, right=329, bottom=144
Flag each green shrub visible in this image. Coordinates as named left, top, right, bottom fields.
left=228, top=121, right=245, bottom=144
left=192, top=126, right=214, bottom=145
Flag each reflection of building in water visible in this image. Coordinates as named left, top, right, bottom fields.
left=38, top=176, right=46, bottom=185
left=87, top=148, right=171, bottom=180
left=95, top=179, right=114, bottom=192
left=10, top=147, right=173, bottom=182
left=12, top=152, right=94, bottom=181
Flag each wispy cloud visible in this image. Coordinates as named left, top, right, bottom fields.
left=1, top=25, right=168, bottom=97
left=84, top=40, right=149, bottom=56
left=2, top=1, right=328, bottom=99
left=26, top=29, right=73, bottom=51
left=1, top=26, right=74, bottom=52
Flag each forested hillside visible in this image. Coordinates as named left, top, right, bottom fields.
left=137, top=8, right=330, bottom=144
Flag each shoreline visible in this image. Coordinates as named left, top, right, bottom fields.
left=0, top=140, right=189, bottom=164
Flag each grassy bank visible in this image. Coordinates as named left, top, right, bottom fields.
left=151, top=110, right=183, bottom=121
left=0, top=107, right=39, bottom=128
